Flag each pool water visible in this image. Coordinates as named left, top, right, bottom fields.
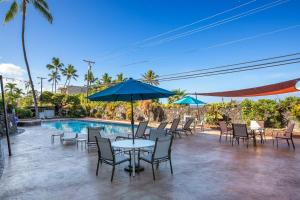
left=42, top=120, right=135, bottom=137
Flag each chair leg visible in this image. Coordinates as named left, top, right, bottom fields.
left=231, top=136, right=234, bottom=146
left=156, top=162, right=159, bottom=169
left=169, top=159, right=173, bottom=174
left=219, top=133, right=222, bottom=143
left=226, top=134, right=228, bottom=141
left=96, top=159, right=100, bottom=176
left=291, top=138, right=295, bottom=150
left=276, top=138, right=279, bottom=148
left=151, top=163, right=156, bottom=180
left=287, top=139, right=290, bottom=147
left=111, top=166, right=115, bottom=182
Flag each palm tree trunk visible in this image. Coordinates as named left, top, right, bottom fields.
left=64, top=78, right=68, bottom=88
left=22, top=1, right=39, bottom=119
left=54, top=68, right=57, bottom=93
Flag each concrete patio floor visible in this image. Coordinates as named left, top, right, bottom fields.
left=0, top=126, right=300, bottom=200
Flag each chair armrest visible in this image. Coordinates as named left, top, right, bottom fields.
left=115, top=135, right=129, bottom=141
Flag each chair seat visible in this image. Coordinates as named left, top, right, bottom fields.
left=139, top=154, right=152, bottom=163
left=114, top=154, right=131, bottom=165
left=275, top=136, right=291, bottom=139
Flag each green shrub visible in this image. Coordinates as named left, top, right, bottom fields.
left=16, top=108, right=33, bottom=119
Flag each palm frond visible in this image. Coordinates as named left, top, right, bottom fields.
left=32, top=0, right=53, bottom=23
left=4, top=1, right=18, bottom=24
left=35, top=0, right=49, bottom=9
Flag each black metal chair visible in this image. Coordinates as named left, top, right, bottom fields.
left=232, top=123, right=250, bottom=148
left=167, top=118, right=181, bottom=138
left=219, top=121, right=232, bottom=143
left=116, top=121, right=148, bottom=140
left=87, top=127, right=102, bottom=152
left=95, top=136, right=131, bottom=182
left=138, top=135, right=173, bottom=180
left=177, top=118, right=194, bottom=136
left=273, top=121, right=295, bottom=149
left=157, top=121, right=168, bottom=131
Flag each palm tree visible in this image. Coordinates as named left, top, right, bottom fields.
left=85, top=71, right=97, bottom=85
left=48, top=71, right=60, bottom=93
left=62, top=64, right=78, bottom=87
left=101, top=73, right=112, bottom=85
left=168, top=89, right=186, bottom=104
left=5, top=83, right=23, bottom=105
left=142, top=70, right=159, bottom=85
left=46, top=57, right=63, bottom=93
left=115, top=73, right=126, bottom=83
left=3, top=0, right=53, bottom=118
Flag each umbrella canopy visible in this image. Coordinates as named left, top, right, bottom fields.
left=174, top=96, right=205, bottom=105
left=88, top=78, right=174, bottom=101
left=88, top=78, right=174, bottom=143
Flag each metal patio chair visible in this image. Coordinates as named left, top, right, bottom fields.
left=116, top=121, right=148, bottom=140
left=232, top=123, right=250, bottom=148
left=138, top=135, right=173, bottom=180
left=273, top=121, right=295, bottom=149
left=87, top=127, right=102, bottom=152
left=95, top=136, right=131, bottom=182
left=167, top=118, right=181, bottom=138
left=219, top=121, right=232, bottom=143
left=177, top=117, right=194, bottom=136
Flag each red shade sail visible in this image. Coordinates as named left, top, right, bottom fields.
left=196, top=78, right=300, bottom=97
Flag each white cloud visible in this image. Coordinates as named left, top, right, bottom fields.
left=0, top=63, right=25, bottom=77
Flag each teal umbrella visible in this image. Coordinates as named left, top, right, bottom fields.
left=174, top=96, right=205, bottom=120
left=174, top=96, right=205, bottom=105
left=88, top=78, right=174, bottom=143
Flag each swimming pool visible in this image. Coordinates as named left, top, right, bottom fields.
left=42, top=120, right=135, bottom=137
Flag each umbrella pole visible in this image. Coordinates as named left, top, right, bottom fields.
left=130, top=97, right=135, bottom=144
left=195, top=93, right=200, bottom=121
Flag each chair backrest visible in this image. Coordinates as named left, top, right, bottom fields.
left=95, top=136, right=114, bottom=161
left=135, top=121, right=148, bottom=138
left=157, top=121, right=168, bottom=130
left=219, top=121, right=228, bottom=133
left=153, top=135, right=173, bottom=160
left=88, top=127, right=102, bottom=143
left=149, top=129, right=167, bottom=141
left=232, top=124, right=248, bottom=137
left=250, top=120, right=264, bottom=130
left=257, top=121, right=264, bottom=129
left=183, top=118, right=194, bottom=130
left=285, top=121, right=295, bottom=138
left=170, top=118, right=180, bottom=132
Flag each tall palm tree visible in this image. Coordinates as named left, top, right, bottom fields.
left=5, top=83, right=23, bottom=105
left=142, top=70, right=159, bottom=85
left=62, top=64, right=78, bottom=87
left=3, top=0, right=53, bottom=118
left=101, top=73, right=112, bottom=85
left=115, top=73, right=126, bottom=83
left=5, top=83, right=17, bottom=94
left=48, top=71, right=60, bottom=93
left=46, top=57, right=63, bottom=93
left=84, top=71, right=97, bottom=85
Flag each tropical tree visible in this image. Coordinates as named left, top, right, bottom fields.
left=5, top=83, right=23, bottom=105
left=142, top=70, right=159, bottom=85
left=3, top=0, right=53, bottom=118
left=48, top=71, right=60, bottom=93
left=168, top=89, right=186, bottom=104
left=115, top=73, right=126, bottom=83
left=101, top=73, right=112, bottom=84
left=84, top=70, right=97, bottom=85
left=62, top=64, right=78, bottom=87
left=47, top=57, right=64, bottom=93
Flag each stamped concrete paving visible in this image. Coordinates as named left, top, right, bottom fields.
left=0, top=126, right=300, bottom=200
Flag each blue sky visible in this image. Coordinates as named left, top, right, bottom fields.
left=0, top=0, right=299, bottom=102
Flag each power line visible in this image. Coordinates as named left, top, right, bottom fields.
left=138, top=0, right=258, bottom=44
left=144, top=0, right=290, bottom=46
left=158, top=52, right=300, bottom=78
left=155, top=57, right=300, bottom=82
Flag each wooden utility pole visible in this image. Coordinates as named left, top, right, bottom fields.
left=83, top=60, right=95, bottom=100
left=0, top=75, right=12, bottom=156
left=37, top=77, right=46, bottom=101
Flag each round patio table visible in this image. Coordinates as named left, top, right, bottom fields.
left=112, top=139, right=155, bottom=177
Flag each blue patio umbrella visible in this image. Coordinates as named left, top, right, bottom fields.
left=174, top=96, right=206, bottom=120
left=88, top=78, right=174, bottom=143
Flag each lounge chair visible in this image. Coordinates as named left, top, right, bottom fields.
left=177, top=118, right=194, bottom=136
left=250, top=120, right=266, bottom=143
left=95, top=136, right=131, bottom=182
left=219, top=121, right=232, bottom=143
left=167, top=118, right=181, bottom=138
left=61, top=132, right=78, bottom=144
left=232, top=124, right=250, bottom=148
left=116, top=121, right=148, bottom=140
left=87, top=127, right=103, bottom=152
left=157, top=121, right=168, bottom=131
left=273, top=121, right=295, bottom=149
left=138, top=135, right=173, bottom=180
